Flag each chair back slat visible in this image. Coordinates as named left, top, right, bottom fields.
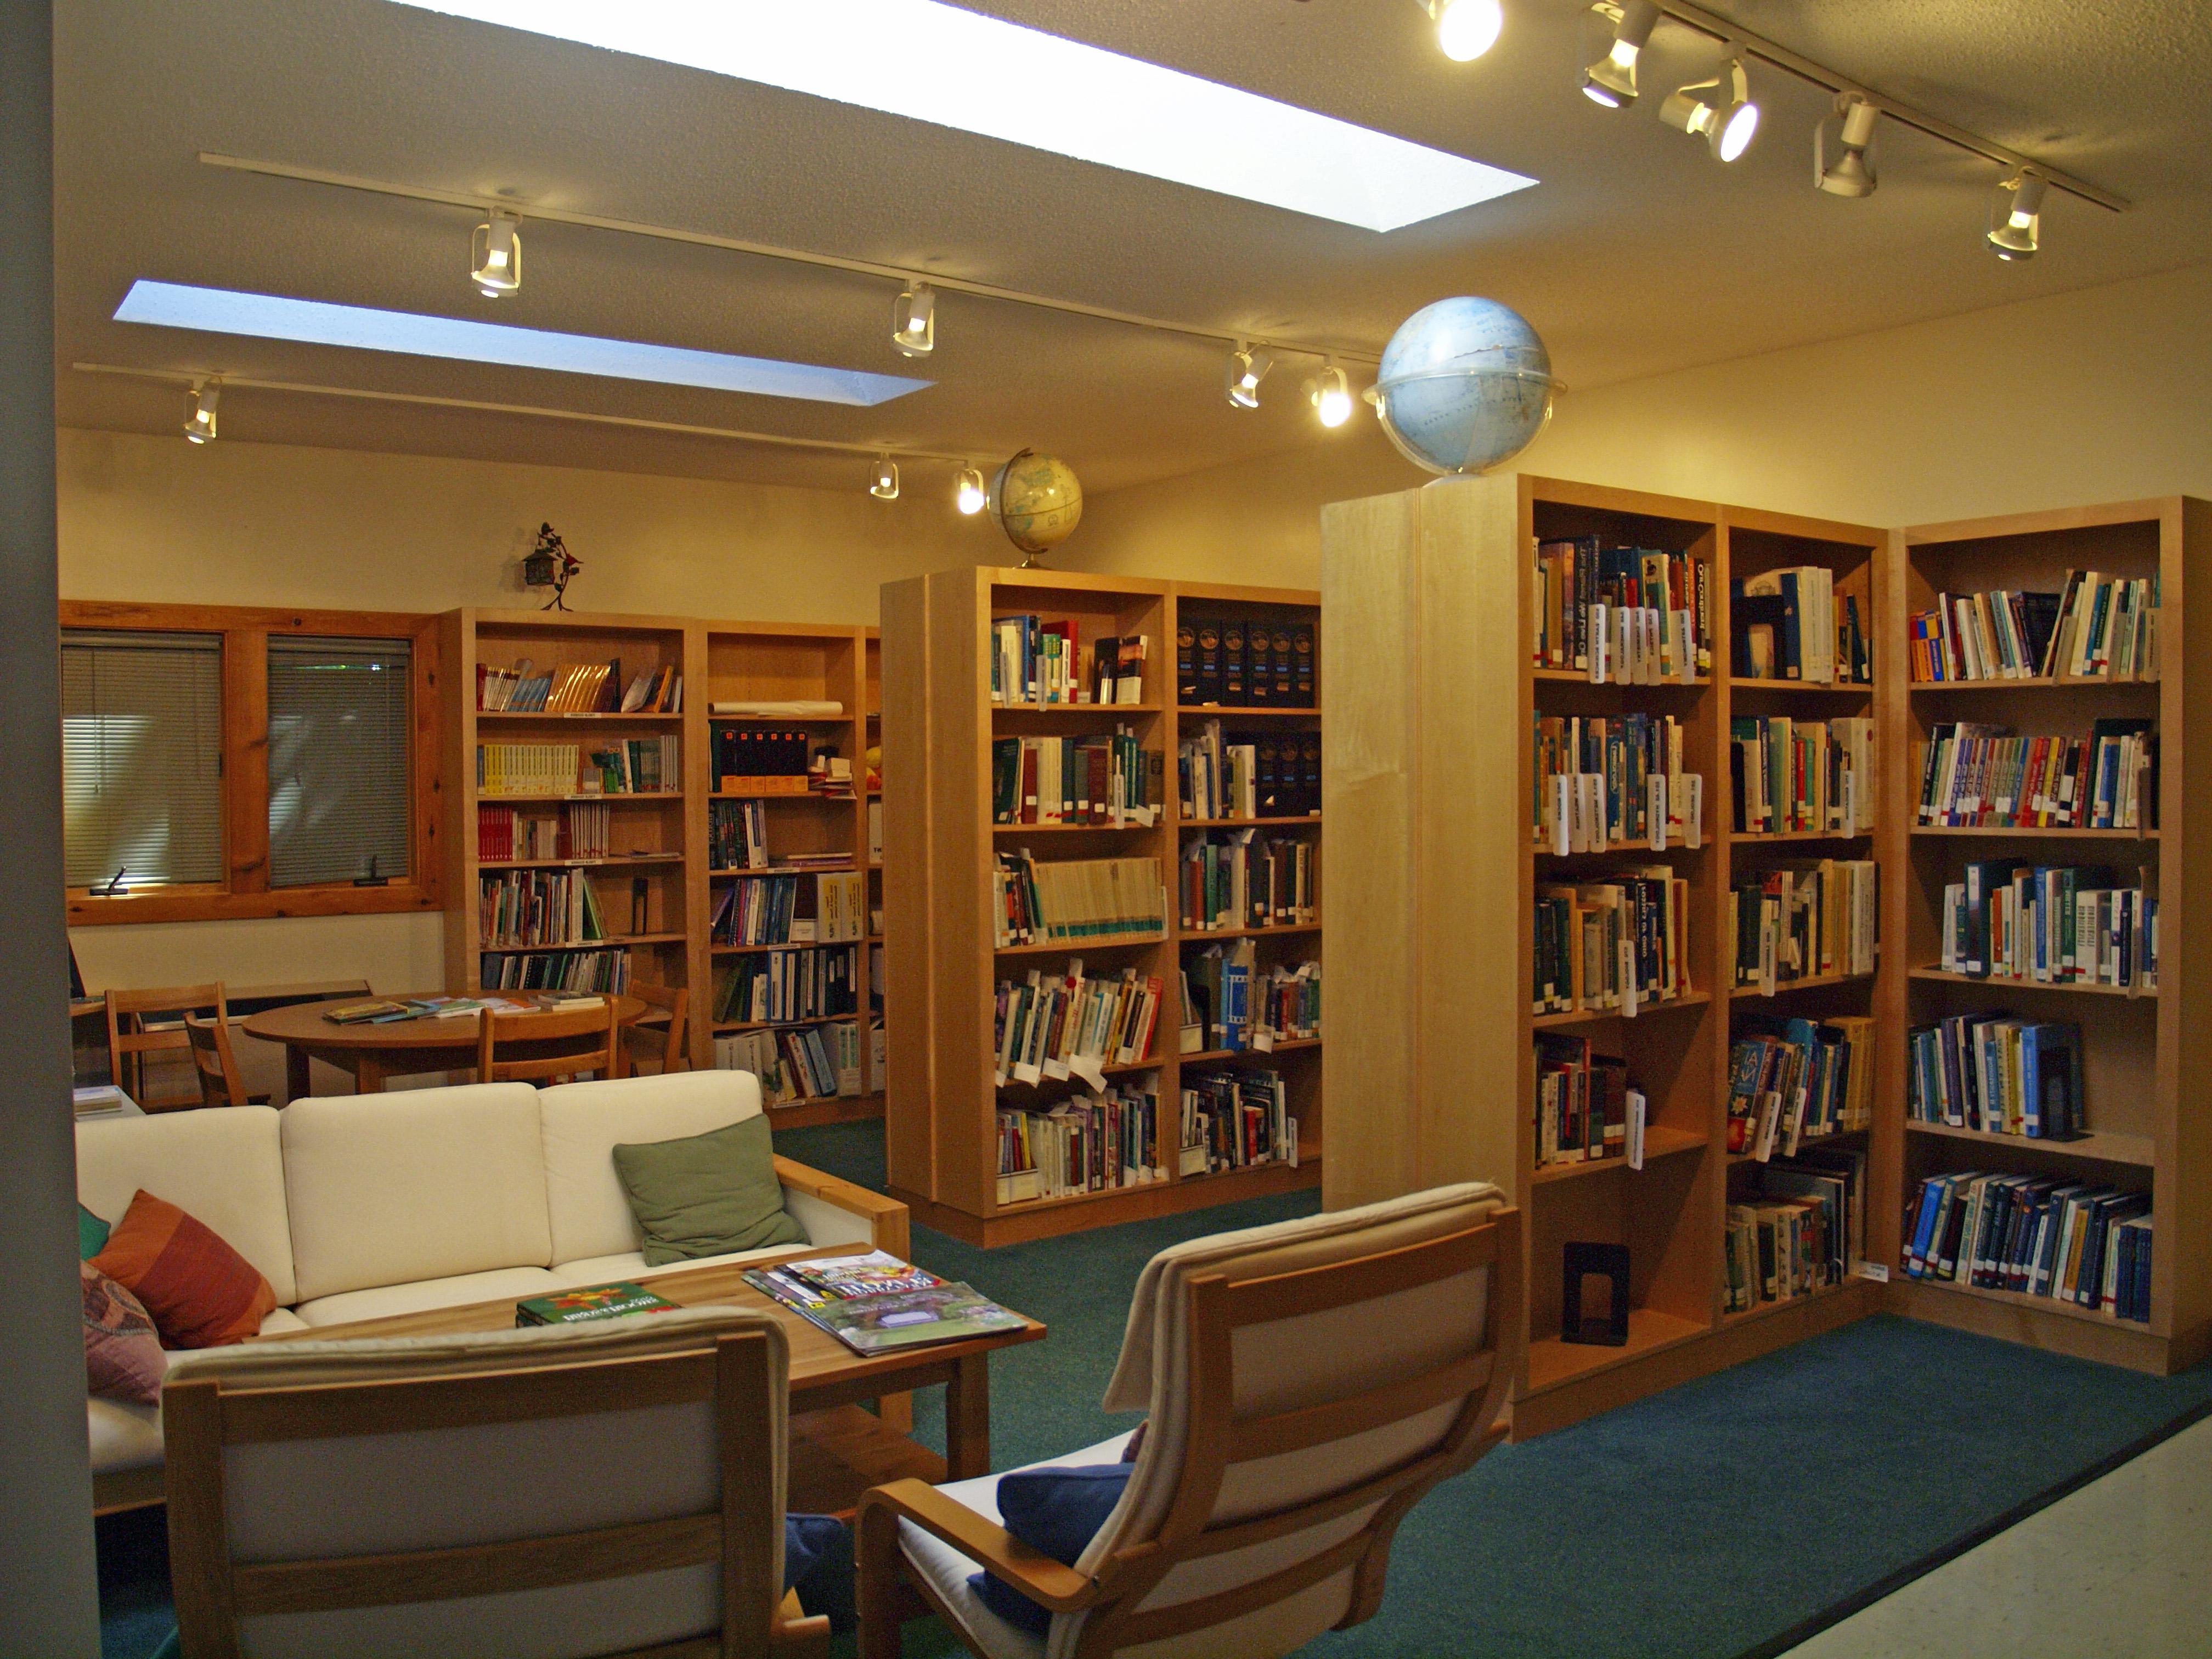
left=107, top=982, right=229, bottom=1110
left=184, top=1013, right=251, bottom=1108
left=1225, top=1348, right=1497, bottom=1464
left=477, top=1002, right=622, bottom=1085
left=627, top=981, right=691, bottom=1075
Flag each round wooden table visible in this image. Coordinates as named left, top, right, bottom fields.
left=243, top=994, right=648, bottom=1097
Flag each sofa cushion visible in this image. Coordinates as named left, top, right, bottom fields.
left=612, top=1116, right=804, bottom=1267
left=79, top=1203, right=111, bottom=1260
left=92, top=1190, right=278, bottom=1350
left=293, top=1267, right=565, bottom=1329
left=77, top=1106, right=296, bottom=1305
left=83, top=1308, right=313, bottom=1477
left=82, top=1261, right=164, bottom=1406
left=548, top=1246, right=813, bottom=1291
left=538, top=1071, right=764, bottom=1265
left=281, top=1084, right=551, bottom=1303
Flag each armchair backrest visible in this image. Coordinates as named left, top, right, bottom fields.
left=162, top=1306, right=817, bottom=1659
left=1063, top=1183, right=1521, bottom=1659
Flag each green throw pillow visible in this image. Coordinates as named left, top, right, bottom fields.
left=78, top=1204, right=111, bottom=1261
left=611, top=1115, right=805, bottom=1267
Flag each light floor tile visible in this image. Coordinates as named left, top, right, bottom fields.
left=1787, top=1413, right=2212, bottom=1657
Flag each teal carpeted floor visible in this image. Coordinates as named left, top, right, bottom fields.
left=98, top=1120, right=2212, bottom=1658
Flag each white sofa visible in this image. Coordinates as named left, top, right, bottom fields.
left=76, top=1069, right=905, bottom=1510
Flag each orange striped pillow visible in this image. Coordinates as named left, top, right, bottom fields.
left=91, top=1190, right=275, bottom=1348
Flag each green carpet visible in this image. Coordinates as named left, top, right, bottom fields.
left=97, top=1120, right=2212, bottom=1658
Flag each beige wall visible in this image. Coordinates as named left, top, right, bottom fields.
left=1073, top=261, right=2212, bottom=587
left=59, top=428, right=994, bottom=996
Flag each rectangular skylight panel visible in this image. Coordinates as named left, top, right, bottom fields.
left=112, top=280, right=929, bottom=406
left=388, top=1, right=1534, bottom=232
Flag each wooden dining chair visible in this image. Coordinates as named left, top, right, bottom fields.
left=476, top=1001, right=623, bottom=1085
left=625, top=981, right=692, bottom=1075
left=106, top=983, right=233, bottom=1111
left=182, top=1013, right=257, bottom=1108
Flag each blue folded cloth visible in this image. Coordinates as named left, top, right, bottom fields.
left=968, top=1463, right=1133, bottom=1635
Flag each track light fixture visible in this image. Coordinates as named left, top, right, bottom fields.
left=870, top=455, right=900, bottom=500
left=183, top=379, right=219, bottom=444
left=470, top=208, right=522, bottom=298
left=1225, top=342, right=1273, bottom=410
left=1661, top=53, right=1759, bottom=162
left=1581, top=0, right=1659, bottom=108
left=956, top=465, right=988, bottom=515
left=1988, top=171, right=2047, bottom=261
left=1815, top=93, right=1879, bottom=197
left=1308, top=363, right=1353, bottom=429
left=1425, top=0, right=1504, bottom=63
left=891, top=283, right=936, bottom=357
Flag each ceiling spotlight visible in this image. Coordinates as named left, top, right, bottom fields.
left=1988, top=171, right=2047, bottom=261
left=892, top=283, right=935, bottom=357
left=1662, top=55, right=1760, bottom=162
left=955, top=465, right=988, bottom=515
left=1426, top=0, right=1504, bottom=62
left=470, top=208, right=522, bottom=298
left=183, top=379, right=220, bottom=444
left=1581, top=0, right=1660, bottom=109
left=1308, top=363, right=1353, bottom=428
left=1226, top=342, right=1273, bottom=410
left=870, top=455, right=901, bottom=501
left=1816, top=93, right=1879, bottom=198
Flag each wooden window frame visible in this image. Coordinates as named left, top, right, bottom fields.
left=62, top=601, right=444, bottom=926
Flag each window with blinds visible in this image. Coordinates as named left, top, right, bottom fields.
left=267, top=636, right=413, bottom=888
left=61, top=630, right=225, bottom=890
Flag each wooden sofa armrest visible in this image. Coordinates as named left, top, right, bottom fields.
left=774, top=1155, right=911, bottom=1259
left=858, top=1479, right=1096, bottom=1612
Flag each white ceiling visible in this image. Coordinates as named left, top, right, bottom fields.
left=53, top=0, right=2212, bottom=496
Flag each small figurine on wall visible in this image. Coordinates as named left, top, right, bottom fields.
left=523, top=522, right=582, bottom=611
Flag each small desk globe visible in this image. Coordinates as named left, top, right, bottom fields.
left=1370, top=296, right=1559, bottom=477
left=990, top=450, right=1084, bottom=557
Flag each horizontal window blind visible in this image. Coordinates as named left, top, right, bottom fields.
left=268, top=636, right=413, bottom=888
left=61, top=630, right=225, bottom=890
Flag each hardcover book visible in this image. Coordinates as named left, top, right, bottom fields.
left=515, top=1280, right=682, bottom=1327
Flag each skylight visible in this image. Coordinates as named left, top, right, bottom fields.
left=112, top=280, right=929, bottom=406
left=387, top=1, right=1534, bottom=232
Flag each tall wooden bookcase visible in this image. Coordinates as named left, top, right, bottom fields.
left=881, top=567, right=1325, bottom=1246
left=440, top=607, right=885, bottom=1127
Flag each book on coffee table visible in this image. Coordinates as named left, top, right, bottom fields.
left=516, top=1280, right=682, bottom=1328
left=743, top=1253, right=1025, bottom=1355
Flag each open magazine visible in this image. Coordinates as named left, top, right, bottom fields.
left=744, top=1250, right=1026, bottom=1356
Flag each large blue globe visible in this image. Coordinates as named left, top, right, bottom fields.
left=1371, top=296, right=1558, bottom=476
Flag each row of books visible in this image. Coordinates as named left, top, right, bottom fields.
left=1903, top=1172, right=2150, bottom=1321
left=1532, top=713, right=1701, bottom=851
left=1915, top=720, right=2156, bottom=830
left=478, top=740, right=680, bottom=798
left=1181, top=1069, right=1297, bottom=1175
left=715, top=944, right=859, bottom=1026
left=1726, top=1016, right=1875, bottom=1160
left=711, top=729, right=819, bottom=794
left=709, top=871, right=866, bottom=946
left=1729, top=858, right=1878, bottom=990
left=708, top=797, right=777, bottom=870
left=1730, top=567, right=1870, bottom=685
left=476, top=802, right=621, bottom=863
left=1250, top=960, right=1321, bottom=1045
left=1730, top=716, right=1876, bottom=836
left=1180, top=833, right=1316, bottom=933
left=992, top=732, right=1160, bottom=827
left=992, top=853, right=1167, bottom=947
left=1725, top=1150, right=1865, bottom=1312
left=1181, top=946, right=1321, bottom=1053
left=476, top=659, right=684, bottom=714
left=996, top=1081, right=1167, bottom=1201
left=1938, top=864, right=2157, bottom=989
left=713, top=1020, right=865, bottom=1102
left=479, top=947, right=631, bottom=992
left=1177, top=617, right=1316, bottom=708
left=1177, top=722, right=1321, bottom=821
left=1532, top=539, right=1711, bottom=679
left=1907, top=1014, right=2084, bottom=1138
left=1908, top=572, right=2159, bottom=683
left=1532, top=871, right=1693, bottom=1015
left=478, top=870, right=610, bottom=950
left=1532, top=1035, right=1646, bottom=1169
left=994, top=964, right=1164, bottom=1087
left=989, top=616, right=1148, bottom=707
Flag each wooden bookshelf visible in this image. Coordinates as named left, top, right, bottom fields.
left=441, top=608, right=886, bottom=1129
left=881, top=568, right=1323, bottom=1246
left=1882, top=498, right=2210, bottom=1373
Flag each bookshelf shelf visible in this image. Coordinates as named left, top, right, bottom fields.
left=1909, top=825, right=2159, bottom=839
left=479, top=933, right=685, bottom=952
left=1180, top=815, right=1323, bottom=830
left=1183, top=1038, right=1322, bottom=1064
left=710, top=865, right=857, bottom=878
left=884, top=568, right=1322, bottom=1246
left=1905, top=1271, right=2134, bottom=1329
left=712, top=1015, right=848, bottom=1034
left=478, top=792, right=686, bottom=804
left=1909, top=675, right=2158, bottom=692
left=478, top=854, right=684, bottom=871
left=1728, top=972, right=1877, bottom=998
left=1530, top=1127, right=1707, bottom=1185
left=1907, top=966, right=2153, bottom=998
left=1730, top=829, right=1874, bottom=844
left=709, top=940, right=864, bottom=956
left=1530, top=991, right=1712, bottom=1031
left=1718, top=1277, right=1856, bottom=1330
left=1531, top=667, right=1710, bottom=688
left=1728, top=678, right=1874, bottom=696
left=1903, top=1118, right=2155, bottom=1167
left=1180, top=922, right=1322, bottom=941
left=1523, top=1308, right=1710, bottom=1395
left=476, top=711, right=686, bottom=723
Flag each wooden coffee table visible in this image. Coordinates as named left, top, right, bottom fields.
left=258, top=1246, right=1047, bottom=1516
left=244, top=992, right=650, bottom=1097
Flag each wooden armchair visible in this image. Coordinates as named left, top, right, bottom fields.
left=626, top=980, right=692, bottom=1075
left=182, top=1013, right=255, bottom=1107
left=163, top=1306, right=831, bottom=1658
left=858, top=1183, right=1522, bottom=1659
left=477, top=1001, right=623, bottom=1085
left=106, top=983, right=267, bottom=1110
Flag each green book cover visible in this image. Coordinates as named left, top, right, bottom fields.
left=515, top=1280, right=682, bottom=1328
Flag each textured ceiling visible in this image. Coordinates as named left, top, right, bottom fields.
left=53, top=0, right=2212, bottom=495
